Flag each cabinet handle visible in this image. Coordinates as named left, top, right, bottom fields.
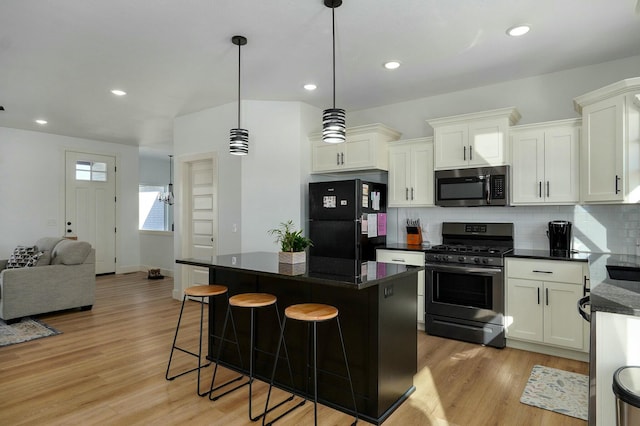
left=615, top=175, right=621, bottom=194
left=341, top=152, right=344, bottom=165
left=336, top=153, right=340, bottom=166
left=545, top=288, right=549, bottom=306
left=532, top=270, right=553, bottom=274
left=411, top=187, right=414, bottom=200
left=546, top=181, right=550, bottom=198
left=463, top=146, right=466, bottom=161
left=583, top=275, right=590, bottom=296
left=405, top=188, right=409, bottom=200
left=469, top=145, right=473, bottom=161
left=539, top=181, right=542, bottom=198
left=537, top=287, right=540, bottom=305
left=391, top=258, right=406, bottom=262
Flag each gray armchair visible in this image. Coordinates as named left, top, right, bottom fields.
left=0, top=237, right=96, bottom=322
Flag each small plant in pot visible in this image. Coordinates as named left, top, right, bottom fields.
left=268, top=220, right=313, bottom=264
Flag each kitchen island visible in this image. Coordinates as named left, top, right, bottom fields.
left=176, top=252, right=421, bottom=425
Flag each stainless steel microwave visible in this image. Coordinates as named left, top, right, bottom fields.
left=435, top=166, right=509, bottom=207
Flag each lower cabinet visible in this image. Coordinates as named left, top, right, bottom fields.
left=505, top=258, right=589, bottom=353
left=376, top=249, right=425, bottom=325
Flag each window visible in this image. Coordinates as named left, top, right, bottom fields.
left=139, top=184, right=172, bottom=231
left=76, top=161, right=107, bottom=181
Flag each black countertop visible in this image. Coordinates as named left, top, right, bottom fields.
left=176, top=252, right=422, bottom=290
left=506, top=249, right=590, bottom=262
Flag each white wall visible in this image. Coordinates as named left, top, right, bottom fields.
left=0, top=127, right=140, bottom=271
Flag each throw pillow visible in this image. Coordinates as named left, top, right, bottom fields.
left=6, top=246, right=38, bottom=269
left=26, top=251, right=46, bottom=267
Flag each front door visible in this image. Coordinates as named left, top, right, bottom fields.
left=65, top=151, right=116, bottom=274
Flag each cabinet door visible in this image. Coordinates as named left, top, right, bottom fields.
left=312, top=143, right=340, bottom=172
left=545, top=126, right=579, bottom=204
left=469, top=118, right=507, bottom=167
left=410, top=142, right=434, bottom=206
left=434, top=123, right=468, bottom=169
left=581, top=97, right=624, bottom=202
left=511, top=130, right=545, bottom=204
left=344, top=135, right=375, bottom=170
left=506, top=278, right=543, bottom=342
left=388, top=145, right=412, bottom=207
left=543, top=282, right=584, bottom=350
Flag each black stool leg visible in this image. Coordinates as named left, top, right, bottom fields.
left=336, top=316, right=358, bottom=425
left=313, top=321, right=318, bottom=426
left=165, top=295, right=212, bottom=395
left=262, top=315, right=305, bottom=426
left=209, top=303, right=248, bottom=400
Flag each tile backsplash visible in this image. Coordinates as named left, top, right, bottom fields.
left=388, top=204, right=640, bottom=255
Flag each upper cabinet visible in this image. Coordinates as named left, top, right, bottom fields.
left=427, top=107, right=521, bottom=170
left=510, top=119, right=580, bottom=205
left=310, top=123, right=401, bottom=173
left=574, top=78, right=640, bottom=204
left=388, top=137, right=434, bottom=207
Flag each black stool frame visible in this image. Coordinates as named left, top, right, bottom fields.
left=263, top=314, right=358, bottom=426
left=165, top=291, right=243, bottom=397
left=210, top=300, right=297, bottom=422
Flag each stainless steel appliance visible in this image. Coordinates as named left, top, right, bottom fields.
left=424, top=222, right=514, bottom=348
left=435, top=165, right=509, bottom=207
left=548, top=220, right=572, bottom=256
left=308, top=179, right=387, bottom=272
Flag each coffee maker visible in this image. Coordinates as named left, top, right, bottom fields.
left=548, top=220, right=572, bottom=256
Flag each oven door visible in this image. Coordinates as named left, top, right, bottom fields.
left=425, top=263, right=504, bottom=325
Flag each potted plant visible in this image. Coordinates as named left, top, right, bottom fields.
left=268, top=220, right=313, bottom=264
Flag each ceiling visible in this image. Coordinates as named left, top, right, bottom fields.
left=1, top=0, right=639, bottom=155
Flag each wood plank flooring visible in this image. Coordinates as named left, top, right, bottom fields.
left=0, top=272, right=588, bottom=425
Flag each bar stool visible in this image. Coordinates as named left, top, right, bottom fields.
left=263, top=303, right=358, bottom=426
left=210, top=292, right=297, bottom=422
left=165, top=284, right=243, bottom=397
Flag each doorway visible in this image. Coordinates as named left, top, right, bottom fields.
left=65, top=151, right=117, bottom=274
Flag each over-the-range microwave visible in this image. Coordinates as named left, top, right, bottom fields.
left=435, top=165, right=509, bottom=207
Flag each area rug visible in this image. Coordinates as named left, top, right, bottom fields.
left=0, top=318, right=61, bottom=347
left=520, top=365, right=588, bottom=420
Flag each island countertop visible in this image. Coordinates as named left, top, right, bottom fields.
left=176, top=251, right=422, bottom=290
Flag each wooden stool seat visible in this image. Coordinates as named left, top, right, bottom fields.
left=184, top=284, right=228, bottom=298
left=285, top=303, right=338, bottom=322
left=229, top=293, right=277, bottom=308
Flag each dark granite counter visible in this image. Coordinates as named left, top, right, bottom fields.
left=382, top=243, right=432, bottom=253
left=177, top=251, right=421, bottom=290
left=587, top=253, right=640, bottom=316
left=507, top=249, right=590, bottom=262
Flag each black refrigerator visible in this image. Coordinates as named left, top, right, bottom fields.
left=308, top=179, right=387, bottom=269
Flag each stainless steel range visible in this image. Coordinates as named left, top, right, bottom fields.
left=424, top=222, right=514, bottom=348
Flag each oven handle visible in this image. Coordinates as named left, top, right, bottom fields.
left=425, top=263, right=502, bottom=275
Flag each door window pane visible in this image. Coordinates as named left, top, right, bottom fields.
left=76, top=161, right=108, bottom=181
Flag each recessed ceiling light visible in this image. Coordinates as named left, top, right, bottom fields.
left=111, top=89, right=127, bottom=96
left=507, top=25, right=531, bottom=37
left=384, top=61, right=401, bottom=70
left=303, top=83, right=317, bottom=91
left=35, top=119, right=48, bottom=125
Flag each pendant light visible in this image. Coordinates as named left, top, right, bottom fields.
left=230, top=35, right=249, bottom=155
left=158, top=155, right=174, bottom=205
left=322, top=0, right=345, bottom=144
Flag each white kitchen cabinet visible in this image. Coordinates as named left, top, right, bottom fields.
left=388, top=138, right=434, bottom=207
left=506, top=258, right=588, bottom=352
left=427, top=107, right=521, bottom=170
left=574, top=78, right=640, bottom=203
left=376, top=249, right=425, bottom=326
left=511, top=119, right=580, bottom=205
left=310, top=123, right=401, bottom=173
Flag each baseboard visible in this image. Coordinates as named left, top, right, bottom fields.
left=116, top=265, right=140, bottom=274
left=506, top=339, right=589, bottom=362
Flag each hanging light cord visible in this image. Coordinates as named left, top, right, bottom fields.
left=237, top=41, right=241, bottom=128
left=331, top=5, right=336, bottom=109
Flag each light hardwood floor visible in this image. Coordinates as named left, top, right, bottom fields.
left=0, top=272, right=588, bottom=425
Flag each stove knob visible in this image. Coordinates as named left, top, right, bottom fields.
left=482, top=258, right=489, bottom=264
left=458, top=256, right=465, bottom=262
left=473, top=257, right=480, bottom=263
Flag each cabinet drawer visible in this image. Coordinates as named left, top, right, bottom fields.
left=506, top=258, right=583, bottom=284
left=376, top=249, right=425, bottom=266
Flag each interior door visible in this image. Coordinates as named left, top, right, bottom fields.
left=185, top=157, right=217, bottom=287
left=65, top=151, right=116, bottom=274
